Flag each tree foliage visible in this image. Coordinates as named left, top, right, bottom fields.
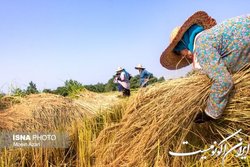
left=84, top=73, right=165, bottom=92
left=104, top=76, right=117, bottom=92
left=54, top=80, right=84, bottom=97
left=130, top=75, right=140, bottom=89
left=26, top=81, right=39, bottom=95
left=12, top=88, right=26, bottom=97
left=84, top=83, right=106, bottom=93
left=4, top=73, right=165, bottom=98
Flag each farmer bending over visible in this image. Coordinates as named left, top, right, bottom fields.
left=160, top=11, right=250, bottom=123
left=135, top=64, right=152, bottom=87
left=113, top=67, right=131, bottom=97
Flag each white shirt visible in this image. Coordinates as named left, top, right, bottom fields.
left=113, top=71, right=130, bottom=89
left=192, top=32, right=202, bottom=69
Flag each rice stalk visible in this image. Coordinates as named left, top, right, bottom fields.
left=95, top=65, right=250, bottom=167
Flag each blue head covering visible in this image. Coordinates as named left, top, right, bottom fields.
left=174, top=24, right=204, bottom=52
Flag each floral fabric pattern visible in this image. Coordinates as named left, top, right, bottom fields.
left=194, top=15, right=250, bottom=119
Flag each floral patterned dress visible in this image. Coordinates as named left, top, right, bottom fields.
left=194, top=14, right=250, bottom=119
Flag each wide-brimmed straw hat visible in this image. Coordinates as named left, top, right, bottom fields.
left=135, top=64, right=145, bottom=70
left=160, top=11, right=216, bottom=70
left=116, top=67, right=124, bottom=72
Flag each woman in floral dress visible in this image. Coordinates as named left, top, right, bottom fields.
left=160, top=11, right=250, bottom=123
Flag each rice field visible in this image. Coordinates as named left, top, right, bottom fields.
left=0, top=65, right=250, bottom=167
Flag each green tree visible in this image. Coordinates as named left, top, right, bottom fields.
left=158, top=76, right=165, bottom=82
left=84, top=85, right=97, bottom=92
left=26, top=81, right=39, bottom=95
left=53, top=79, right=85, bottom=97
left=130, top=75, right=140, bottom=89
left=85, top=83, right=106, bottom=93
left=83, top=73, right=166, bottom=93
left=65, top=80, right=84, bottom=94
left=130, top=74, right=161, bottom=88
left=54, top=86, right=69, bottom=96
left=104, top=76, right=117, bottom=92
left=42, top=89, right=54, bottom=94
left=147, top=75, right=158, bottom=85
left=94, top=83, right=106, bottom=92
left=12, top=88, right=26, bottom=97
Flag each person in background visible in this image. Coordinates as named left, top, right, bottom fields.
left=113, top=67, right=131, bottom=97
left=160, top=11, right=250, bottom=123
left=135, top=64, right=152, bottom=87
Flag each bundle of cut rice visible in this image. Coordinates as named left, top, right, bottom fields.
left=0, top=93, right=86, bottom=131
left=95, top=65, right=250, bottom=167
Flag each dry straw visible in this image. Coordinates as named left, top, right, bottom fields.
left=0, top=93, right=87, bottom=131
left=0, top=91, right=123, bottom=166
left=95, top=65, right=250, bottom=167
left=0, top=90, right=120, bottom=131
left=74, top=90, right=120, bottom=114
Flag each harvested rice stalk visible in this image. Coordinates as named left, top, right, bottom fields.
left=95, top=65, right=250, bottom=167
left=0, top=94, right=85, bottom=131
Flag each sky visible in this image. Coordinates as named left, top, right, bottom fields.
left=0, top=0, right=249, bottom=93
